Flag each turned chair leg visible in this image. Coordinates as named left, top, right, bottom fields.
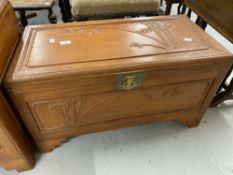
left=48, top=8, right=57, bottom=24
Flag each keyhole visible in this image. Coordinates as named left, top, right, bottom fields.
left=122, top=79, right=136, bottom=90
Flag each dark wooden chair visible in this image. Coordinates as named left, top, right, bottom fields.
left=58, top=0, right=162, bottom=22
left=178, top=0, right=233, bottom=106
left=211, top=65, right=233, bottom=106
left=10, top=0, right=57, bottom=27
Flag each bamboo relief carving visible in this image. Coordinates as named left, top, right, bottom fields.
left=31, top=95, right=116, bottom=129
left=62, top=21, right=177, bottom=50
left=48, top=96, right=116, bottom=127
left=62, top=27, right=104, bottom=36
left=49, top=97, right=84, bottom=127
left=133, top=22, right=178, bottom=49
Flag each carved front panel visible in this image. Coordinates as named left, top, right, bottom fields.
left=28, top=80, right=211, bottom=133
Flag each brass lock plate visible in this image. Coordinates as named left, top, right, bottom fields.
left=115, top=72, right=144, bottom=91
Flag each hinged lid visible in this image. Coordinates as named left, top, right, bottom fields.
left=8, top=15, right=232, bottom=83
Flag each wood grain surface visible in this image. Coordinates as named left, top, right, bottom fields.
left=5, top=15, right=233, bottom=153
left=0, top=0, right=35, bottom=171
left=0, top=0, right=20, bottom=83
left=184, top=0, right=233, bottom=43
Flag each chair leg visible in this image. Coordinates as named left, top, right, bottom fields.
left=187, top=9, right=192, bottom=18
left=165, top=1, right=172, bottom=15
left=181, top=5, right=186, bottom=14
left=211, top=66, right=233, bottom=107
left=58, top=0, right=66, bottom=22
left=196, top=16, right=207, bottom=30
left=25, top=12, right=37, bottom=19
left=211, top=80, right=233, bottom=107
left=18, top=11, right=28, bottom=27
left=58, top=0, right=72, bottom=22
left=160, top=0, right=163, bottom=6
left=48, top=8, right=57, bottom=24
left=177, top=2, right=186, bottom=14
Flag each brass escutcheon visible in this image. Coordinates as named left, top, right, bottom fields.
left=121, top=75, right=137, bottom=91
left=116, top=72, right=144, bottom=91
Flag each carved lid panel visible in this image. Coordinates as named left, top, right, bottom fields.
left=26, top=18, right=207, bottom=67
left=9, top=15, right=231, bottom=82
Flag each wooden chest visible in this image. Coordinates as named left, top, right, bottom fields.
left=5, top=15, right=233, bottom=153
left=0, top=0, right=34, bottom=171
